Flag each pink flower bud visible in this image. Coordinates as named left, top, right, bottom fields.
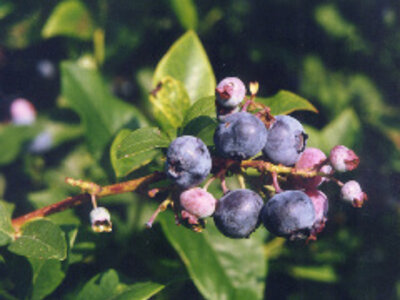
left=341, top=180, right=367, bottom=208
left=180, top=187, right=217, bottom=219
left=10, top=98, right=36, bottom=125
left=90, top=207, right=112, bottom=232
left=329, top=145, right=359, bottom=172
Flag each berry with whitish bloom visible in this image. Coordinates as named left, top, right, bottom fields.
left=329, top=145, right=359, bottom=172
left=180, top=187, right=217, bottom=219
left=214, top=112, right=268, bottom=159
left=28, top=131, right=53, bottom=154
left=262, top=115, right=308, bottom=166
left=215, top=77, right=246, bottom=108
left=10, top=98, right=36, bottom=125
left=214, top=189, right=264, bottom=239
left=90, top=207, right=112, bottom=232
left=305, top=189, right=329, bottom=236
left=341, top=180, right=367, bottom=208
left=293, top=147, right=331, bottom=189
left=166, top=136, right=212, bottom=189
left=261, top=190, right=315, bottom=240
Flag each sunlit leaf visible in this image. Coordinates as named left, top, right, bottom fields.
left=8, top=219, right=67, bottom=261
left=42, top=0, right=94, bottom=40
left=160, top=212, right=267, bottom=300
left=111, top=127, right=170, bottom=178
left=256, top=90, right=318, bottom=115
left=153, top=31, right=216, bottom=102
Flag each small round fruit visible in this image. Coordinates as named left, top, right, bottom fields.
left=166, top=136, right=212, bottom=189
left=10, top=98, right=36, bottom=125
left=341, top=180, right=367, bottom=208
left=214, top=112, right=267, bottom=160
left=215, top=77, right=246, bottom=108
left=329, top=145, right=359, bottom=172
left=213, top=189, right=264, bottom=239
left=292, top=147, right=331, bottom=189
left=180, top=187, right=217, bottom=218
left=262, top=115, right=307, bottom=166
left=261, top=190, right=315, bottom=240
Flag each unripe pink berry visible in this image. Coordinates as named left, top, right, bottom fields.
left=341, top=180, right=367, bottom=208
left=215, top=77, right=246, bottom=108
left=306, top=189, right=329, bottom=239
left=305, top=189, right=328, bottom=224
left=294, top=147, right=329, bottom=188
left=329, top=145, right=359, bottom=172
left=10, top=98, right=36, bottom=125
left=179, top=187, right=217, bottom=219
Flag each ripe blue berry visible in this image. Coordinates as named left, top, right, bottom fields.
left=261, top=190, right=315, bottom=240
left=262, top=115, right=308, bottom=166
left=215, top=77, right=246, bottom=108
left=180, top=187, right=217, bottom=219
left=166, top=136, right=212, bottom=189
left=214, top=112, right=268, bottom=160
left=213, top=189, right=263, bottom=239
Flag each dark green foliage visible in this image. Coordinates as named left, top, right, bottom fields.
left=0, top=1, right=398, bottom=299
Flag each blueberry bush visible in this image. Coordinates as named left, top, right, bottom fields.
left=0, top=1, right=399, bottom=299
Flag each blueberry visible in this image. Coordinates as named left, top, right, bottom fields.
left=329, top=145, right=359, bottom=172
left=292, top=147, right=331, bottom=189
left=214, top=112, right=267, bottom=160
left=179, top=187, right=217, bottom=219
left=10, top=98, right=36, bottom=126
left=262, top=115, right=307, bottom=166
left=166, top=136, right=212, bottom=189
left=305, top=189, right=328, bottom=236
left=261, top=190, right=315, bottom=240
left=213, top=189, right=264, bottom=238
left=215, top=77, right=246, bottom=108
left=341, top=180, right=367, bottom=208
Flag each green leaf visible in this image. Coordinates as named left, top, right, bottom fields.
left=0, top=200, right=14, bottom=246
left=153, top=31, right=216, bottom=102
left=42, top=0, right=94, bottom=40
left=169, top=0, right=198, bottom=30
left=160, top=213, right=267, bottom=300
left=77, top=269, right=164, bottom=300
left=61, top=62, right=147, bottom=159
left=182, top=96, right=216, bottom=127
left=0, top=125, right=39, bottom=166
left=305, top=108, right=361, bottom=153
left=111, top=127, right=170, bottom=178
left=8, top=219, right=67, bottom=261
left=149, top=76, right=190, bottom=138
left=289, top=265, right=337, bottom=283
left=28, top=258, right=65, bottom=300
left=181, top=96, right=217, bottom=145
left=256, top=90, right=318, bottom=115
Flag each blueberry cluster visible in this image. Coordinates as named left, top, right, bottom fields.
left=162, top=77, right=366, bottom=241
